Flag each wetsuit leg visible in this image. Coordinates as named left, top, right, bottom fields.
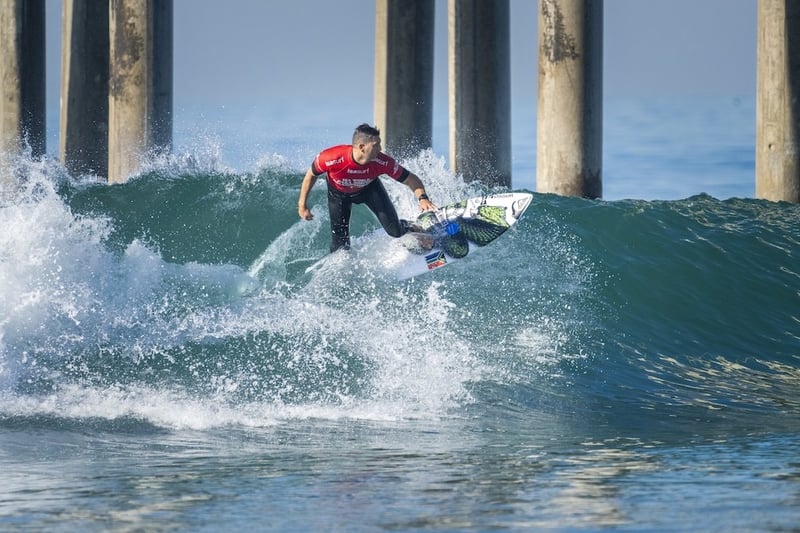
left=327, top=186, right=352, bottom=252
left=358, top=179, right=406, bottom=238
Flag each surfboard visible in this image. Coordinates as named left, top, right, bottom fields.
left=386, top=191, right=533, bottom=280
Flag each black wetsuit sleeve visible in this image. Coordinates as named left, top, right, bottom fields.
left=396, top=168, right=410, bottom=182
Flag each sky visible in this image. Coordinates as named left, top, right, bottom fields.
left=42, top=0, right=757, bottom=169
left=182, top=0, right=756, bottom=103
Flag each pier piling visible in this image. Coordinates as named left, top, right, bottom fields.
left=448, top=0, right=511, bottom=187
left=374, top=0, right=434, bottom=156
left=108, top=0, right=172, bottom=184
left=536, top=0, right=602, bottom=199
left=60, top=0, right=109, bottom=177
left=0, top=0, right=45, bottom=161
left=756, top=0, right=800, bottom=203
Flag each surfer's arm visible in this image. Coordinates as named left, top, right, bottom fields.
left=403, top=172, right=437, bottom=211
left=298, top=168, right=319, bottom=221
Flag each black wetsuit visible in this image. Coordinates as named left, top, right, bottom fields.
left=327, top=178, right=406, bottom=252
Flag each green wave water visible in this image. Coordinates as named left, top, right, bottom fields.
left=2, top=152, right=798, bottom=440
left=2, top=148, right=800, bottom=531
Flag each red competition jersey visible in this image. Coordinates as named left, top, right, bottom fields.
left=311, top=145, right=409, bottom=194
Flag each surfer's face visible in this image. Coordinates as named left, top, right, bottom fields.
left=362, top=137, right=381, bottom=161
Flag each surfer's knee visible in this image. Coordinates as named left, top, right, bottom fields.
left=380, top=218, right=404, bottom=239
left=394, top=218, right=429, bottom=238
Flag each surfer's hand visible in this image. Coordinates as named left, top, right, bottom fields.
left=298, top=206, right=313, bottom=221
left=419, top=198, right=437, bottom=212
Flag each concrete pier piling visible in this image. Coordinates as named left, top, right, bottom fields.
left=0, top=0, right=46, bottom=161
left=448, top=0, right=511, bottom=187
left=756, top=0, right=800, bottom=203
left=108, top=0, right=173, bottom=184
left=60, top=0, right=109, bottom=177
left=374, top=0, right=434, bottom=156
left=536, top=0, right=602, bottom=199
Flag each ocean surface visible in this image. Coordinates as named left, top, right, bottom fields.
left=2, top=97, right=800, bottom=531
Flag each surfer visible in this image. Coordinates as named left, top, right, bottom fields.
left=297, top=123, right=437, bottom=253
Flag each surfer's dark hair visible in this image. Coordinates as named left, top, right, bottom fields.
left=353, top=123, right=380, bottom=144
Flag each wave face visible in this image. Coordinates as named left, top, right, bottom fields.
left=1, top=151, right=799, bottom=442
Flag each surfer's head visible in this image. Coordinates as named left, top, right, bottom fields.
left=353, top=123, right=380, bottom=145
left=352, top=123, right=382, bottom=163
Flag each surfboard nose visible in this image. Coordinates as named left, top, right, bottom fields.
left=512, top=193, right=533, bottom=219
